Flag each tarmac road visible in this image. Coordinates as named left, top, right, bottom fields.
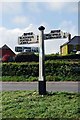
left=0, top=81, right=80, bottom=92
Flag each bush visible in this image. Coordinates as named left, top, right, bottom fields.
left=2, top=61, right=80, bottom=81
left=45, top=54, right=80, bottom=60
left=14, top=53, right=80, bottom=63
left=15, top=52, right=39, bottom=62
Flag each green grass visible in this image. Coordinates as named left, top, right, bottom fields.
left=1, top=75, right=80, bottom=82
left=1, top=76, right=38, bottom=82
left=1, top=91, right=80, bottom=119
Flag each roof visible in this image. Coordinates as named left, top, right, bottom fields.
left=0, top=44, right=16, bottom=55
left=60, top=36, right=80, bottom=48
left=1, top=44, right=10, bottom=50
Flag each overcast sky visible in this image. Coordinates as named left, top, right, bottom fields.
left=0, top=0, right=79, bottom=54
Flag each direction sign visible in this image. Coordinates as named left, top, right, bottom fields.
left=17, top=30, right=70, bottom=45
left=15, top=46, right=39, bottom=53
left=44, top=30, right=68, bottom=40
left=18, top=32, right=38, bottom=45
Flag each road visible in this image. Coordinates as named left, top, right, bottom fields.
left=0, top=81, right=80, bottom=92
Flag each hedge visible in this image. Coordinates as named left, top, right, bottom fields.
left=12, top=52, right=80, bottom=62
left=45, top=54, right=80, bottom=61
left=2, top=61, right=80, bottom=80
left=2, top=62, right=39, bottom=77
left=15, top=52, right=38, bottom=62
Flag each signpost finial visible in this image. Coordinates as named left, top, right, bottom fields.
left=38, top=26, right=45, bottom=31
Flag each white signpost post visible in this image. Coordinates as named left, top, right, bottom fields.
left=38, top=26, right=46, bottom=95
left=17, top=26, right=70, bottom=95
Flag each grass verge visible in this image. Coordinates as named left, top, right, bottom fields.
left=1, top=75, right=80, bottom=82
left=1, top=91, right=80, bottom=119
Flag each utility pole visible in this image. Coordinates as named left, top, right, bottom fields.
left=38, top=26, right=46, bottom=95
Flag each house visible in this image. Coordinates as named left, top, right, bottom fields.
left=60, top=36, right=80, bottom=55
left=0, top=44, right=16, bottom=58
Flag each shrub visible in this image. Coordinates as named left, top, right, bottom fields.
left=2, top=61, right=80, bottom=81
left=14, top=53, right=80, bottom=63
left=15, top=52, right=39, bottom=62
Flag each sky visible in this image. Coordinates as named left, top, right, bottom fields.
left=0, top=0, right=79, bottom=54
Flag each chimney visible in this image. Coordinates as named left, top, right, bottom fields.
left=68, top=33, right=71, bottom=41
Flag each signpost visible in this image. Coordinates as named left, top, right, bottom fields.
left=38, top=26, right=46, bottom=95
left=16, top=26, right=70, bottom=95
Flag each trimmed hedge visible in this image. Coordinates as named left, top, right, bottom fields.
left=14, top=53, right=80, bottom=62
left=45, top=54, right=80, bottom=61
left=15, top=52, right=39, bottom=62
left=2, top=62, right=39, bottom=77
left=2, top=61, right=80, bottom=81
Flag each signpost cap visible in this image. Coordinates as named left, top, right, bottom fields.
left=38, top=26, right=45, bottom=31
